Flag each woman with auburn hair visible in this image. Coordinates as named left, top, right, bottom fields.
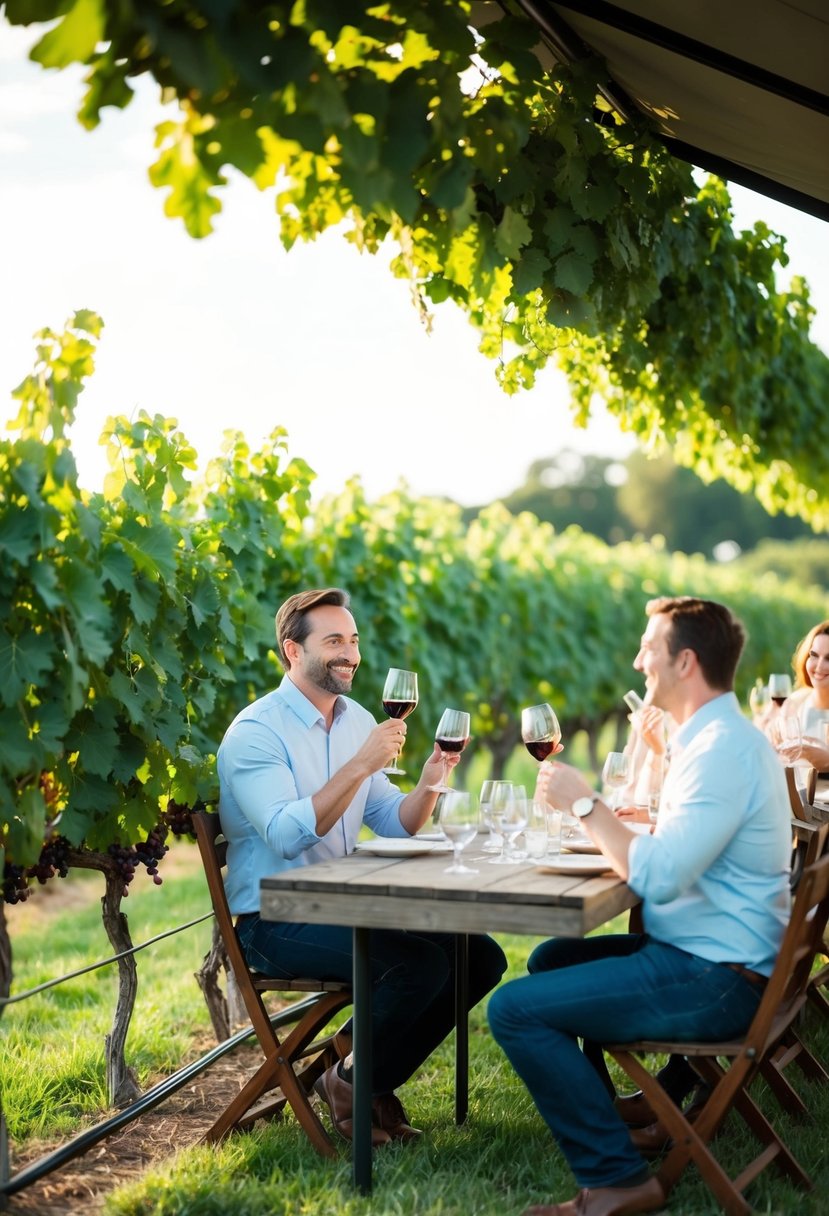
left=787, top=619, right=829, bottom=772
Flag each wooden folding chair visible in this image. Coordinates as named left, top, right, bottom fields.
left=605, top=853, right=829, bottom=1216
left=192, top=809, right=352, bottom=1155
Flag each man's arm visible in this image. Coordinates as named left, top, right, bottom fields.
left=396, top=744, right=462, bottom=834
left=537, top=760, right=634, bottom=878
left=311, top=718, right=408, bottom=835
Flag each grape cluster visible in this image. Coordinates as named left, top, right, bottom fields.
left=164, top=799, right=196, bottom=839
left=107, top=826, right=169, bottom=896
left=29, top=835, right=71, bottom=884
left=2, top=861, right=30, bottom=905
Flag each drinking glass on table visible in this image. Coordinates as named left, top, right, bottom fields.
left=488, top=781, right=528, bottom=865
left=381, top=668, right=418, bottom=775
left=645, top=755, right=665, bottom=825
left=479, top=778, right=503, bottom=854
left=524, top=800, right=551, bottom=861
left=601, top=751, right=630, bottom=812
left=768, top=673, right=792, bottom=710
left=521, top=703, right=562, bottom=764
left=428, top=708, right=470, bottom=793
left=438, top=790, right=479, bottom=875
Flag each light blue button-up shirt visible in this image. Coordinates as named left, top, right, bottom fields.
left=627, top=692, right=791, bottom=976
left=218, top=676, right=408, bottom=914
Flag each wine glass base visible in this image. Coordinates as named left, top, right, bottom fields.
left=427, top=782, right=453, bottom=793
left=383, top=765, right=407, bottom=775
left=487, top=855, right=523, bottom=865
left=444, top=862, right=479, bottom=874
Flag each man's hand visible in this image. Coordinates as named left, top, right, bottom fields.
left=420, top=741, right=463, bottom=784
left=355, top=719, right=407, bottom=774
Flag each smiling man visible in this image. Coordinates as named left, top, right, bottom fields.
left=489, top=596, right=791, bottom=1216
left=218, top=587, right=506, bottom=1146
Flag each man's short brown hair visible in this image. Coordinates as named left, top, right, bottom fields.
left=274, top=588, right=351, bottom=670
left=645, top=596, right=746, bottom=691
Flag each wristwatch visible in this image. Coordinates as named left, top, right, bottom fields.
left=572, top=792, right=601, bottom=818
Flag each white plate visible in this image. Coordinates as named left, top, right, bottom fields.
left=353, top=837, right=450, bottom=858
left=561, top=835, right=601, bottom=854
left=537, top=854, right=617, bottom=876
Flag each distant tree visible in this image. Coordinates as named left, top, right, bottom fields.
left=477, top=451, right=630, bottom=544
left=468, top=447, right=821, bottom=557
left=730, top=538, right=829, bottom=594
left=618, top=452, right=815, bottom=556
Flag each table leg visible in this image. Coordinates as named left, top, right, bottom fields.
left=352, top=925, right=373, bottom=1194
left=455, top=931, right=469, bottom=1125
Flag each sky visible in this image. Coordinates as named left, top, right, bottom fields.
left=1, top=19, right=827, bottom=508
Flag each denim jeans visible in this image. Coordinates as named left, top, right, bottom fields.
left=488, top=933, right=763, bottom=1189
left=236, top=914, right=507, bottom=1095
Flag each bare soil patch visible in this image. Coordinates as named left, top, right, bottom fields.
left=5, top=1037, right=269, bottom=1215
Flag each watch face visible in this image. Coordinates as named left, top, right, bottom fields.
left=572, top=795, right=595, bottom=818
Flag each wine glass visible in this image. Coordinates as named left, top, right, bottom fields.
left=601, top=751, right=630, bottom=811
left=770, top=714, right=802, bottom=762
left=479, top=778, right=503, bottom=854
left=428, top=708, right=470, bottom=793
left=381, top=668, right=418, bottom=775
left=622, top=688, right=645, bottom=715
left=768, top=673, right=792, bottom=709
left=488, top=781, right=528, bottom=865
left=748, top=679, right=769, bottom=721
left=438, top=790, right=479, bottom=875
left=521, top=703, right=562, bottom=763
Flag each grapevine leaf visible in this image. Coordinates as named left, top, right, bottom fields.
left=0, top=629, right=56, bottom=703
left=0, top=506, right=40, bottom=564
left=553, top=251, right=594, bottom=296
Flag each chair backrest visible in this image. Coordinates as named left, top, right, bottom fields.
left=745, top=853, right=829, bottom=1054
left=192, top=808, right=277, bottom=1047
left=785, top=766, right=810, bottom=822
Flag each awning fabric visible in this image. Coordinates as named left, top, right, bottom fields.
left=479, top=0, right=829, bottom=221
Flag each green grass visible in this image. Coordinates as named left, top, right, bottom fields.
left=6, top=830, right=829, bottom=1214
left=2, top=845, right=215, bottom=1140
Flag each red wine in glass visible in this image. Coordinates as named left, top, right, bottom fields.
left=525, top=739, right=556, bottom=762
left=435, top=735, right=468, bottom=754
left=381, top=669, right=418, bottom=775
left=429, top=709, right=471, bottom=793
left=768, top=673, right=792, bottom=710
left=521, top=703, right=562, bottom=765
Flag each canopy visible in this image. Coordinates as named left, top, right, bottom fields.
left=478, top=0, right=829, bottom=220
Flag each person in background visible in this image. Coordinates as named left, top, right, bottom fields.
left=616, top=696, right=672, bottom=820
left=488, top=596, right=790, bottom=1216
left=785, top=620, right=829, bottom=772
left=218, top=587, right=507, bottom=1146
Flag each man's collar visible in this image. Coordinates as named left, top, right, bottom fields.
left=278, top=675, right=347, bottom=727
left=674, top=691, right=739, bottom=748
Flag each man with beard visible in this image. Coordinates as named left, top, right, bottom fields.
left=488, top=596, right=790, bottom=1216
left=218, top=587, right=507, bottom=1146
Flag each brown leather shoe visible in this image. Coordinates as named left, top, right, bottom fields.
left=614, top=1091, right=657, bottom=1128
left=312, top=1063, right=390, bottom=1147
left=522, top=1175, right=665, bottom=1216
left=372, top=1092, right=422, bottom=1143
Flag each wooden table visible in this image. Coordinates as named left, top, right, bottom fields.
left=261, top=841, right=638, bottom=1191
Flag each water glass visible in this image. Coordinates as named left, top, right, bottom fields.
left=524, top=800, right=550, bottom=861
left=544, top=808, right=563, bottom=857
left=479, top=778, right=503, bottom=854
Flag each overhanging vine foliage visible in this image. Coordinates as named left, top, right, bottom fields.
left=4, top=0, right=828, bottom=524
